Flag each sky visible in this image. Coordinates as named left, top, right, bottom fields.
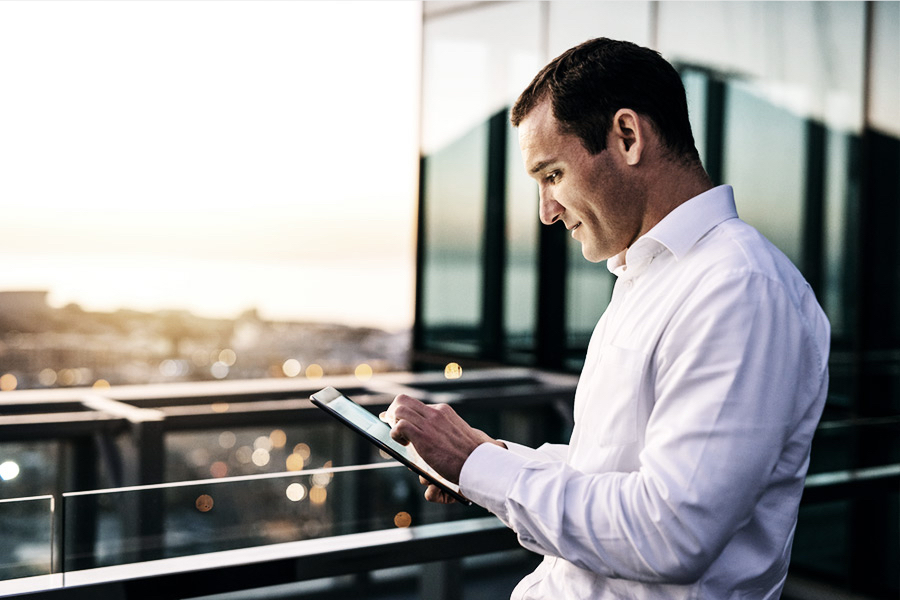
left=0, top=1, right=422, bottom=330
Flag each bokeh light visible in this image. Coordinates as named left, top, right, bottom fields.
left=195, top=494, right=214, bottom=512
left=218, top=431, right=236, bottom=449
left=293, top=443, right=311, bottom=460
left=210, top=461, right=228, bottom=478
left=0, top=374, right=18, bottom=392
left=92, top=379, right=111, bottom=389
left=444, top=362, right=463, bottom=380
left=37, top=368, right=57, bottom=386
left=57, top=368, right=78, bottom=386
left=211, top=402, right=230, bottom=413
left=286, top=483, right=307, bottom=502
left=210, top=361, right=229, bottom=379
left=394, top=511, right=412, bottom=528
left=269, top=429, right=287, bottom=449
left=312, top=472, right=332, bottom=487
left=309, top=485, right=327, bottom=505
left=218, top=349, right=237, bottom=366
left=189, top=448, right=210, bottom=467
left=286, top=453, right=305, bottom=471
left=235, top=446, right=253, bottom=464
left=159, top=359, right=189, bottom=378
left=282, top=359, right=302, bottom=378
left=0, top=461, right=21, bottom=481
left=251, top=448, right=271, bottom=467
left=354, top=363, right=373, bottom=381
left=305, top=363, right=324, bottom=379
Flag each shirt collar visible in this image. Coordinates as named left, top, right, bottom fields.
left=607, top=185, right=739, bottom=278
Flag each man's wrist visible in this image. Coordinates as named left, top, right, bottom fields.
left=459, top=442, right=529, bottom=519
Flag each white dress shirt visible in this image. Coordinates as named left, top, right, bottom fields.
left=459, top=185, right=831, bottom=599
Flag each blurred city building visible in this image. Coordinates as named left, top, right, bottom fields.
left=0, top=291, right=409, bottom=391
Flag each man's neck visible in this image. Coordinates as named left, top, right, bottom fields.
left=642, top=161, right=714, bottom=233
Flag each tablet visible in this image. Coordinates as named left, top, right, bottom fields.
left=310, top=386, right=470, bottom=505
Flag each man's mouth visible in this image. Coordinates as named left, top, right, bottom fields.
left=569, top=222, right=581, bottom=232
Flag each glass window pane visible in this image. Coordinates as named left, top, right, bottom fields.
left=505, top=114, right=540, bottom=351
left=420, top=124, right=487, bottom=350
left=419, top=2, right=543, bottom=356
left=681, top=69, right=709, bottom=168
left=566, top=242, right=614, bottom=366
left=548, top=1, right=653, bottom=56
left=722, top=80, right=807, bottom=266
left=659, top=1, right=866, bottom=339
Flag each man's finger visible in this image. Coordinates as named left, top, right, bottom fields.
left=386, top=395, right=431, bottom=423
left=391, top=418, right=422, bottom=446
left=424, top=484, right=456, bottom=504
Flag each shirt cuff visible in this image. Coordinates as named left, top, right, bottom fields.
left=501, top=440, right=553, bottom=461
left=459, top=442, right=530, bottom=522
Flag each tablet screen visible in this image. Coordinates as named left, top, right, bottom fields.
left=310, top=387, right=468, bottom=504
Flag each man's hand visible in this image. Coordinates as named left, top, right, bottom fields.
left=383, top=394, right=503, bottom=488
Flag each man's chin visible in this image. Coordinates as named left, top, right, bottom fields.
left=580, top=246, right=608, bottom=263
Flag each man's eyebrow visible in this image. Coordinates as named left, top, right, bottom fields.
left=529, top=159, right=556, bottom=175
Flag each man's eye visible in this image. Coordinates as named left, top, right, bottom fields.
left=545, top=171, right=560, bottom=184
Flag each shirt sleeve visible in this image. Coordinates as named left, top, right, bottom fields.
left=459, top=270, right=828, bottom=583
left=502, top=441, right=569, bottom=462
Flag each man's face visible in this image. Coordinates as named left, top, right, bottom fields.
left=518, top=101, right=644, bottom=262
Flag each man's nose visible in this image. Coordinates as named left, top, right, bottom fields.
left=539, top=190, right=563, bottom=225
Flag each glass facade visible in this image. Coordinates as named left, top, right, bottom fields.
left=416, top=2, right=544, bottom=361
left=415, top=2, right=900, bottom=597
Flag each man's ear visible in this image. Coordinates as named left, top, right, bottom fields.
left=610, top=108, right=644, bottom=166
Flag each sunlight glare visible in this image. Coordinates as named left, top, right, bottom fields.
left=0, top=1, right=420, bottom=329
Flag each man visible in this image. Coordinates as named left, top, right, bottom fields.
left=386, top=38, right=830, bottom=599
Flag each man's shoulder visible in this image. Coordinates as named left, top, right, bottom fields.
left=691, top=217, right=801, bottom=283
left=685, top=218, right=827, bottom=333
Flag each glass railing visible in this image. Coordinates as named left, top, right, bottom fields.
left=0, top=494, right=60, bottom=595
left=0, top=368, right=578, bottom=598
left=0, top=462, right=494, bottom=594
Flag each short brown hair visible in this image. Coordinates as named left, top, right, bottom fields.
left=511, top=38, right=700, bottom=162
